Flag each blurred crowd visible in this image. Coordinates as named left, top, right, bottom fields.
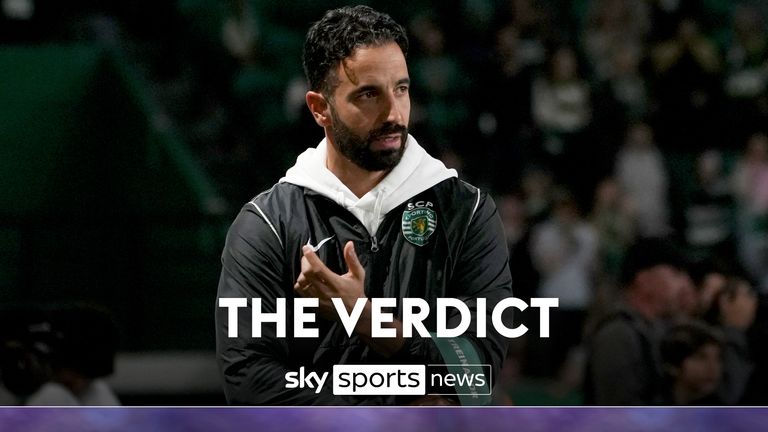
left=0, top=305, right=119, bottom=405
left=3, top=0, right=768, bottom=405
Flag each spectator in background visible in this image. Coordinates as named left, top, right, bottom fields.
left=659, top=321, right=724, bottom=405
left=699, top=275, right=757, bottom=404
left=723, top=4, right=768, bottom=147
left=222, top=0, right=260, bottom=66
left=592, top=42, right=650, bottom=175
left=408, top=13, right=469, bottom=156
left=581, top=0, right=649, bottom=82
left=690, top=260, right=731, bottom=318
left=480, top=24, right=537, bottom=190
left=521, top=167, right=555, bottom=224
left=683, top=150, right=736, bottom=262
left=646, top=0, right=707, bottom=42
left=529, top=189, right=597, bottom=378
left=651, top=17, right=723, bottom=151
left=584, top=237, right=688, bottom=405
left=25, top=305, right=120, bottom=406
left=587, top=177, right=637, bottom=337
left=532, top=45, right=592, bottom=187
left=495, top=0, right=551, bottom=61
left=0, top=309, right=55, bottom=404
left=605, top=43, right=650, bottom=122
left=615, top=121, right=670, bottom=237
left=590, top=177, right=636, bottom=287
left=732, top=132, right=768, bottom=288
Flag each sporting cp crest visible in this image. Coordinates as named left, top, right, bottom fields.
left=402, top=203, right=437, bottom=246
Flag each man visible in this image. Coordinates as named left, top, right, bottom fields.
left=584, top=237, right=689, bottom=405
left=215, top=6, right=513, bottom=405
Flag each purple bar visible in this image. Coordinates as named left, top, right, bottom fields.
left=1, top=408, right=767, bottom=432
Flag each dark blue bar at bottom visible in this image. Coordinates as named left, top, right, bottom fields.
left=0, top=407, right=766, bottom=432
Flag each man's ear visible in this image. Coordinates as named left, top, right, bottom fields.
left=306, top=91, right=332, bottom=127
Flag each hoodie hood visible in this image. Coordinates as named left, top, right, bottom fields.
left=280, top=134, right=457, bottom=235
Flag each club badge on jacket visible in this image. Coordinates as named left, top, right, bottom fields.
left=402, top=201, right=437, bottom=246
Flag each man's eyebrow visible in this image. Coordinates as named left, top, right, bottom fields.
left=396, top=78, right=410, bottom=86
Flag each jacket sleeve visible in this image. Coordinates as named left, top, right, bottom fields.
left=399, top=192, right=513, bottom=396
left=215, top=207, right=348, bottom=405
left=446, top=192, right=514, bottom=385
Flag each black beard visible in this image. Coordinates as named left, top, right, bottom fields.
left=329, top=107, right=408, bottom=171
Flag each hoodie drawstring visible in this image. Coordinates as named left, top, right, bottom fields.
left=369, top=189, right=385, bottom=252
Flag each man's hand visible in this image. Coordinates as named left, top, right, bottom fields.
left=293, top=240, right=405, bottom=357
left=294, top=241, right=366, bottom=320
left=719, top=281, right=758, bottom=330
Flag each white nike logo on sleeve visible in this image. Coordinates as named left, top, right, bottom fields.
left=306, top=235, right=335, bottom=252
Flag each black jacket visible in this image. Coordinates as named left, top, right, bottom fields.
left=215, top=177, right=512, bottom=405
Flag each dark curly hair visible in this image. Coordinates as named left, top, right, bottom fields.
left=303, top=5, right=408, bottom=95
left=660, top=321, right=723, bottom=373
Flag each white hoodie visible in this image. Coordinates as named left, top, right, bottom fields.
left=280, top=135, right=457, bottom=236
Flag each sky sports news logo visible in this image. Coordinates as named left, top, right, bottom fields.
left=285, top=364, right=492, bottom=399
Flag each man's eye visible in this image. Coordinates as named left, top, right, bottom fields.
left=360, top=91, right=376, bottom=99
left=396, top=85, right=409, bottom=94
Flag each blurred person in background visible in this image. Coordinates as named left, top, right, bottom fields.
left=408, top=13, right=469, bottom=157
left=529, top=189, right=597, bottom=381
left=531, top=45, right=593, bottom=198
left=615, top=121, right=670, bottom=237
left=0, top=309, right=55, bottom=405
left=520, top=167, right=555, bottom=225
left=591, top=42, right=650, bottom=178
left=586, top=177, right=637, bottom=344
left=659, top=321, right=724, bottom=405
left=494, top=0, right=551, bottom=61
left=580, top=0, right=649, bottom=82
left=732, top=132, right=768, bottom=289
left=683, top=149, right=736, bottom=262
left=221, top=0, right=260, bottom=66
left=590, top=177, right=636, bottom=289
left=479, top=24, right=537, bottom=191
left=584, top=237, right=688, bottom=405
left=651, top=17, right=723, bottom=151
left=699, top=275, right=757, bottom=404
left=723, top=4, right=768, bottom=147
left=25, top=305, right=120, bottom=406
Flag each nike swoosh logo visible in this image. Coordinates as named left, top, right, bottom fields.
left=306, top=235, right=335, bottom=252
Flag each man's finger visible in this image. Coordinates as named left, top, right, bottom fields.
left=343, top=241, right=365, bottom=280
left=301, top=245, right=336, bottom=282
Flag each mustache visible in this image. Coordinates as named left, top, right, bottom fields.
left=368, top=123, right=408, bottom=141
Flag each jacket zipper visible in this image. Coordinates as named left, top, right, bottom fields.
left=370, top=235, right=379, bottom=252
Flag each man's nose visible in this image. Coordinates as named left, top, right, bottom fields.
left=382, top=92, right=404, bottom=124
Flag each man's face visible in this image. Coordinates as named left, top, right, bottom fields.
left=326, top=42, right=410, bottom=171
left=639, top=265, right=686, bottom=317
